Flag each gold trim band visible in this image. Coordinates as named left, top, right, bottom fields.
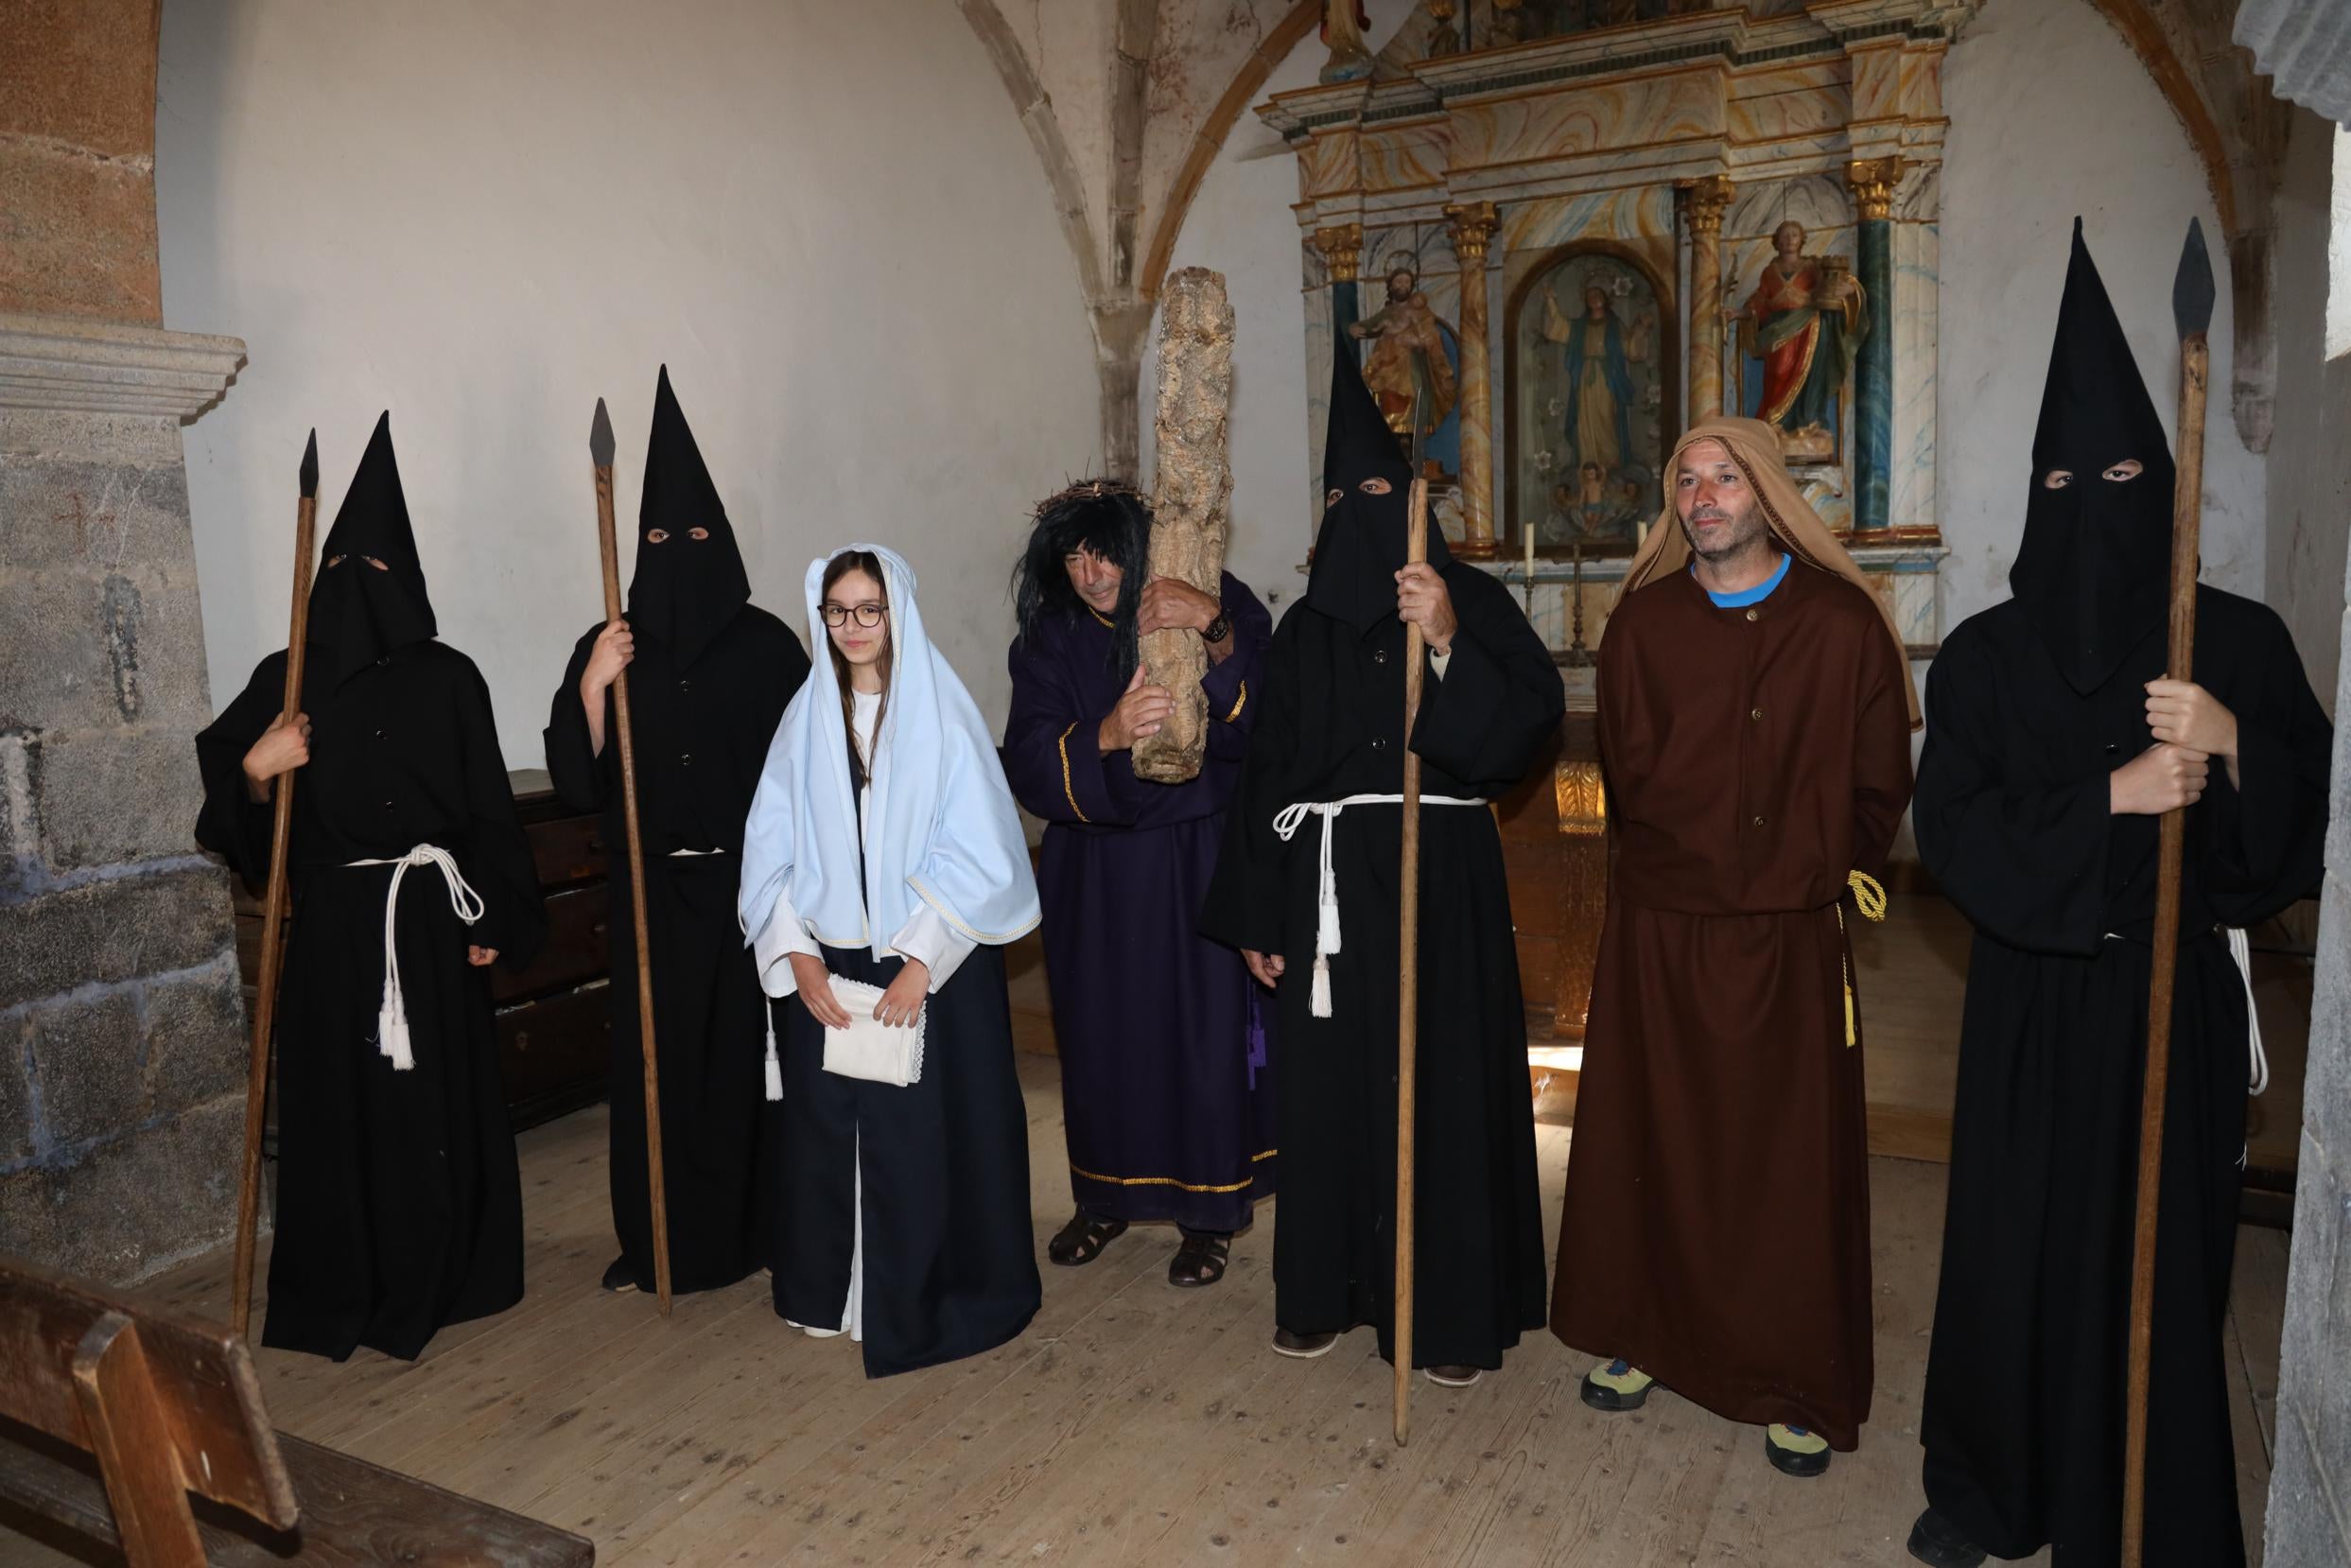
left=1070, top=1147, right=1279, bottom=1194
left=1057, top=722, right=1089, bottom=823
left=1224, top=681, right=1248, bottom=723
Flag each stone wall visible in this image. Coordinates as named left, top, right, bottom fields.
left=0, top=0, right=249, bottom=1282
left=2261, top=110, right=2351, bottom=1568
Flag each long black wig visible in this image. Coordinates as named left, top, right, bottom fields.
left=1010, top=479, right=1153, bottom=680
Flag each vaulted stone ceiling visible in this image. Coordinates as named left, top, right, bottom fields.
left=956, top=0, right=1321, bottom=476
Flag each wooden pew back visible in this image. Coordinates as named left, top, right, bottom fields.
left=0, top=1254, right=296, bottom=1565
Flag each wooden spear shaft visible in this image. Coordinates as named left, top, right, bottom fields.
left=1394, top=476, right=1430, bottom=1447
left=231, top=430, right=319, bottom=1338
left=590, top=398, right=673, bottom=1315
left=2121, top=218, right=2214, bottom=1567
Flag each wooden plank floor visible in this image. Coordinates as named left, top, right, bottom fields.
left=26, top=1052, right=2283, bottom=1568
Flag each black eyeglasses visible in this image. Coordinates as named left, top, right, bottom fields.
left=821, top=603, right=888, bottom=628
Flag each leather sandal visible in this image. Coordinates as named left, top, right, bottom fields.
left=1167, top=1230, right=1230, bottom=1287
left=1048, top=1208, right=1128, bottom=1266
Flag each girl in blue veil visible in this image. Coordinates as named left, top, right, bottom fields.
left=740, top=545, right=1043, bottom=1375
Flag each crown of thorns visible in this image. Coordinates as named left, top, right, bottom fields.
left=1032, top=477, right=1146, bottom=517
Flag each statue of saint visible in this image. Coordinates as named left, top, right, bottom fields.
left=1317, top=1, right=1374, bottom=83
left=1541, top=284, right=1636, bottom=481
left=1738, top=220, right=1865, bottom=451
left=1348, top=265, right=1458, bottom=468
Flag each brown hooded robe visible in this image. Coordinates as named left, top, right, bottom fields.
left=1548, top=419, right=1917, bottom=1448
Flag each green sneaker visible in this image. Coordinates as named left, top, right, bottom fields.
left=1764, top=1422, right=1831, bottom=1477
left=1579, top=1357, right=1655, bottom=1411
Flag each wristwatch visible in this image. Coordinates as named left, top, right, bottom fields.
left=1203, top=609, right=1231, bottom=644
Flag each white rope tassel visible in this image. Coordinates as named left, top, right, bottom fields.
left=763, top=1004, right=783, bottom=1102
left=1273, top=794, right=1486, bottom=1020
left=2226, top=926, right=2268, bottom=1096
left=347, top=845, right=485, bottom=1071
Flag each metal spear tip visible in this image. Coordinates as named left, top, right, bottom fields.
left=299, top=428, right=319, bottom=497
left=2173, top=217, right=2215, bottom=341
left=589, top=397, right=616, bottom=467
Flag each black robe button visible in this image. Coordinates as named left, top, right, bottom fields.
left=680, top=753, right=693, bottom=767
left=1750, top=707, right=1765, bottom=722
left=679, top=679, right=691, bottom=693
left=1370, top=737, right=1387, bottom=753
left=374, top=728, right=387, bottom=740
left=1372, top=648, right=1388, bottom=665
left=375, top=654, right=392, bottom=667
left=382, top=799, right=394, bottom=811
left=1752, top=813, right=1767, bottom=828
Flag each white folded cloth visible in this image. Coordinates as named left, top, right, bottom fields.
left=819, top=977, right=926, bottom=1087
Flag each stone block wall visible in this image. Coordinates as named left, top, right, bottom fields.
left=0, top=0, right=250, bottom=1283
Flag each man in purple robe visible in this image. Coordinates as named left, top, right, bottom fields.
left=1002, top=480, right=1277, bottom=1287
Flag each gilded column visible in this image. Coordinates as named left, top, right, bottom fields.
left=1683, top=175, right=1735, bottom=421
left=1314, top=222, right=1364, bottom=338
left=1444, top=200, right=1500, bottom=558
left=1848, top=158, right=1901, bottom=533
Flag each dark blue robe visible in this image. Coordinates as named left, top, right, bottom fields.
left=1001, top=574, right=1278, bottom=1232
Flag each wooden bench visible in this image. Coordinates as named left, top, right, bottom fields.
left=0, top=1256, right=593, bottom=1567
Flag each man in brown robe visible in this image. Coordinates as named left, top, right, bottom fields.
left=1550, top=417, right=1919, bottom=1477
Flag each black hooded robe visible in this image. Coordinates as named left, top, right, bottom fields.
left=1913, top=225, right=2332, bottom=1565
left=544, top=370, right=810, bottom=1295
left=1914, top=591, right=2326, bottom=1565
left=1202, top=344, right=1560, bottom=1368
left=1200, top=535, right=1560, bottom=1369
left=195, top=414, right=546, bottom=1363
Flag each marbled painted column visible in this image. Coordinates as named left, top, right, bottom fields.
left=1683, top=176, right=1734, bottom=421
left=1445, top=200, right=1499, bottom=558
left=1849, top=158, right=1901, bottom=534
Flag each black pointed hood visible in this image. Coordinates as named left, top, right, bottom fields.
left=631, top=365, right=752, bottom=668
left=309, top=412, right=435, bottom=687
left=1320, top=329, right=1410, bottom=502
left=1308, top=338, right=1445, bottom=634
left=2010, top=221, right=2176, bottom=694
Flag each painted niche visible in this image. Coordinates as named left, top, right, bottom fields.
left=1508, top=244, right=1674, bottom=557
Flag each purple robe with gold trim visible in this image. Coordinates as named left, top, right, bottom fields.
left=1001, top=573, right=1277, bottom=1231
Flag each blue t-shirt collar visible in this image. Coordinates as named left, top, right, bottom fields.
left=1696, top=551, right=1791, bottom=608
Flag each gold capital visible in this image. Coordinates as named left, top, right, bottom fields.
left=1847, top=157, right=1904, bottom=222
left=1679, top=174, right=1735, bottom=235
left=1314, top=222, right=1365, bottom=284
left=1443, top=200, right=1500, bottom=266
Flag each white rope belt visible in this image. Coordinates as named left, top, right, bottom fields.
left=1273, top=793, right=1487, bottom=1019
left=344, top=845, right=484, bottom=1071
left=2227, top=927, right=2268, bottom=1097
left=2101, top=925, right=2266, bottom=1096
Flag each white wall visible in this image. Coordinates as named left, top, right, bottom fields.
left=1137, top=0, right=1422, bottom=619
left=159, top=0, right=1101, bottom=766
left=1939, top=0, right=2264, bottom=632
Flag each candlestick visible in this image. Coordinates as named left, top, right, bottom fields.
left=1571, top=540, right=1585, bottom=651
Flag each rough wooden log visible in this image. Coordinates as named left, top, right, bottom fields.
left=1134, top=266, right=1235, bottom=784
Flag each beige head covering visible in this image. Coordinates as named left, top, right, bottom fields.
left=1618, top=417, right=1920, bottom=729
